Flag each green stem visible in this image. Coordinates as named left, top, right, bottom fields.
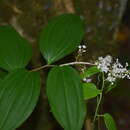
left=30, top=61, right=95, bottom=72
left=93, top=72, right=105, bottom=129
left=93, top=94, right=102, bottom=126
left=97, top=115, right=104, bottom=117
left=60, top=61, right=95, bottom=66
left=30, top=64, right=55, bottom=72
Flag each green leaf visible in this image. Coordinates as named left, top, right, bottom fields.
left=39, top=14, right=85, bottom=64
left=81, top=66, right=100, bottom=79
left=104, top=113, right=117, bottom=130
left=0, top=26, right=32, bottom=71
left=83, top=83, right=101, bottom=100
left=47, top=66, right=86, bottom=130
left=0, top=69, right=40, bottom=130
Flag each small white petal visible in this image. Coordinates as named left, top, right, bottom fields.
left=78, top=45, right=82, bottom=49
left=82, top=45, right=87, bottom=49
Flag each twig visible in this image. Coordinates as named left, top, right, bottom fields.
left=30, top=64, right=55, bottom=72
left=93, top=72, right=105, bottom=129
left=30, top=61, right=95, bottom=72
left=60, top=61, right=95, bottom=66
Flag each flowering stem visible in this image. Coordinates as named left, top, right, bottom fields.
left=97, top=115, right=104, bottom=117
left=30, top=64, right=55, bottom=72
left=29, top=61, right=94, bottom=72
left=60, top=61, right=95, bottom=66
left=93, top=72, right=105, bottom=129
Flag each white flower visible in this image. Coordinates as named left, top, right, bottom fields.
left=95, top=55, right=112, bottom=73
left=95, top=55, right=130, bottom=84
left=82, top=45, right=87, bottom=49
left=106, top=73, right=116, bottom=84
left=78, top=44, right=87, bottom=53
left=78, top=45, right=82, bottom=49
left=110, top=59, right=128, bottom=79
left=83, top=78, right=92, bottom=83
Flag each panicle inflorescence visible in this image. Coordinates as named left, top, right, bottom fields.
left=95, top=55, right=130, bottom=84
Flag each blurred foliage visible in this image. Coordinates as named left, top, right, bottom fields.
left=73, top=0, right=128, bottom=60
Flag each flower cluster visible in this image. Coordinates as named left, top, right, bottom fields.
left=95, top=55, right=130, bottom=84
left=95, top=55, right=112, bottom=73
left=78, top=45, right=87, bottom=53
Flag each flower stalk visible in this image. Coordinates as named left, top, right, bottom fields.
left=93, top=72, right=105, bottom=129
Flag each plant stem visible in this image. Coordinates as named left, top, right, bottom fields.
left=30, top=61, right=95, bottom=72
left=30, top=64, right=55, bottom=72
left=93, top=94, right=102, bottom=127
left=60, top=61, right=95, bottom=66
left=97, top=115, right=104, bottom=117
left=93, top=72, right=105, bottom=129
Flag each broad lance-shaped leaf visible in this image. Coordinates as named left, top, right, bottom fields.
left=0, top=69, right=40, bottom=130
left=81, top=66, right=100, bottom=79
left=0, top=26, right=32, bottom=71
left=83, top=83, right=101, bottom=100
left=47, top=66, right=86, bottom=130
left=39, top=14, right=85, bottom=64
left=104, top=113, right=117, bottom=130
